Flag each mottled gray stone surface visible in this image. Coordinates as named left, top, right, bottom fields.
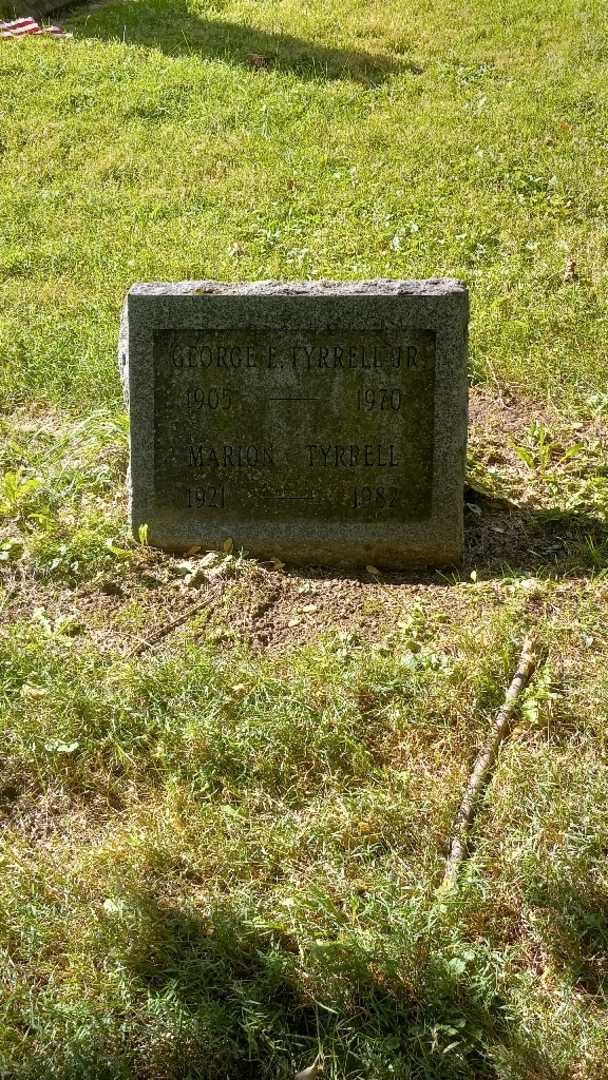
left=119, top=280, right=468, bottom=568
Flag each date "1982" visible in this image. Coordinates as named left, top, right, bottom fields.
left=352, top=486, right=399, bottom=510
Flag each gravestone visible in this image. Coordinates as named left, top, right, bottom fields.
left=119, top=280, right=468, bottom=568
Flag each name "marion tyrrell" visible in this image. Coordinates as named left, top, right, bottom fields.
left=187, top=444, right=399, bottom=468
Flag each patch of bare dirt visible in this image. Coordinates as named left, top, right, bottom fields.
left=206, top=561, right=511, bottom=649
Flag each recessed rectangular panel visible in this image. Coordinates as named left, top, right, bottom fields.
left=153, top=328, right=436, bottom=525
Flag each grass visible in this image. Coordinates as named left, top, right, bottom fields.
left=2, top=0, right=608, bottom=409
left=1, top=0, right=608, bottom=1076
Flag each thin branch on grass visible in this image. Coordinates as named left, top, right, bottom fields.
left=128, top=581, right=224, bottom=657
left=443, top=635, right=538, bottom=888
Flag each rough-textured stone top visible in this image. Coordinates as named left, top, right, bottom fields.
left=128, top=279, right=466, bottom=296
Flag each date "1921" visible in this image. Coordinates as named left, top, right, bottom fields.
left=186, top=486, right=226, bottom=509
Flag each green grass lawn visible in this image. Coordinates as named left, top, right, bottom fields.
left=2, top=1, right=608, bottom=1077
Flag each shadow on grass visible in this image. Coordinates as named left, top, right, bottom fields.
left=282, top=489, right=608, bottom=587
left=461, top=485, right=608, bottom=580
left=105, top=893, right=562, bottom=1079
left=73, top=0, right=410, bottom=84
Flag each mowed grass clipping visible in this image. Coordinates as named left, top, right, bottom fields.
left=2, top=0, right=608, bottom=1078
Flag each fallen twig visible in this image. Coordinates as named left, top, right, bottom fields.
left=443, top=635, right=538, bottom=888
left=128, top=581, right=224, bottom=658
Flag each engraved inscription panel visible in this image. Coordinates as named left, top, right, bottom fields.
left=153, top=328, right=436, bottom=523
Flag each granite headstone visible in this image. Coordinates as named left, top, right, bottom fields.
left=119, top=280, right=468, bottom=568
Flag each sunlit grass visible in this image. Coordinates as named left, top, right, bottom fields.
left=2, top=0, right=608, bottom=409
